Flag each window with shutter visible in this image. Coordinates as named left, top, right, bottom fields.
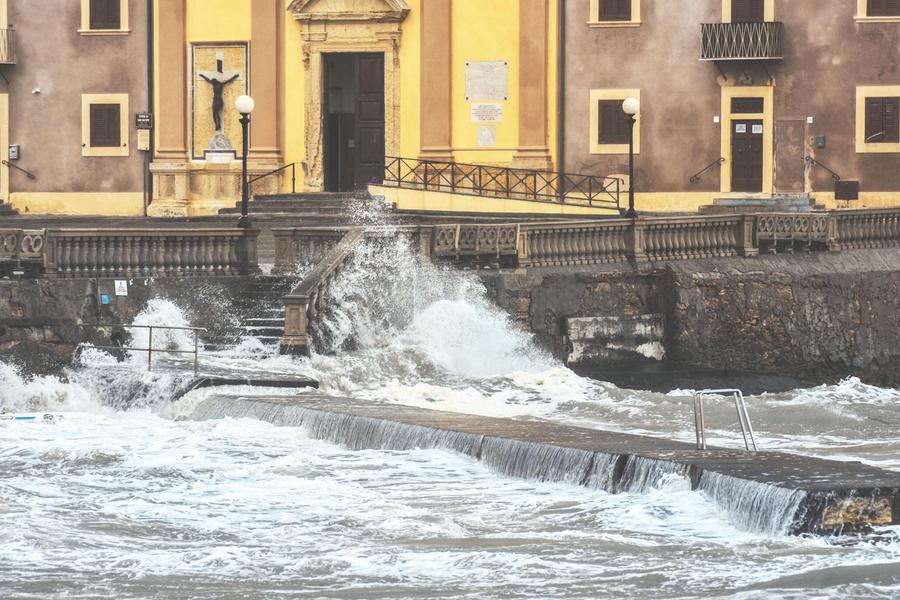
left=868, top=0, right=900, bottom=16
left=90, top=104, right=121, bottom=148
left=866, top=97, right=900, bottom=143
left=599, top=0, right=632, bottom=21
left=732, top=0, right=765, bottom=22
left=598, top=100, right=630, bottom=145
left=90, top=0, right=121, bottom=30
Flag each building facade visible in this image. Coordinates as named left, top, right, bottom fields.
left=3, top=0, right=150, bottom=215
left=148, top=0, right=559, bottom=216
left=564, top=0, right=900, bottom=211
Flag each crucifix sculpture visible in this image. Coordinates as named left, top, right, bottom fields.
left=198, top=51, right=241, bottom=133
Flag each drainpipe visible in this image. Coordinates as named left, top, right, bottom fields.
left=145, top=0, right=155, bottom=216
left=557, top=0, right=566, bottom=201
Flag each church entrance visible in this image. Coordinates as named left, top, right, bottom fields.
left=323, top=53, right=385, bottom=192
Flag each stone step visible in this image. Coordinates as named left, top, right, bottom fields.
left=0, top=202, right=18, bottom=216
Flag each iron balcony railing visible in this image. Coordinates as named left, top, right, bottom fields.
left=701, top=21, right=784, bottom=61
left=0, top=28, right=15, bottom=64
left=383, top=156, right=622, bottom=210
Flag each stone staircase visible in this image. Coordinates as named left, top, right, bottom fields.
left=219, top=192, right=370, bottom=220
left=699, top=193, right=822, bottom=215
left=204, top=275, right=295, bottom=352
left=0, top=201, right=18, bottom=216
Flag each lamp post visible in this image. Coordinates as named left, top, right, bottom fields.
left=622, top=97, right=640, bottom=219
left=235, top=94, right=255, bottom=228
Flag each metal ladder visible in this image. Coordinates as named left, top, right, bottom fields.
left=692, top=388, right=758, bottom=452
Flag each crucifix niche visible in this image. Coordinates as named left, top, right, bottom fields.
left=199, top=52, right=241, bottom=132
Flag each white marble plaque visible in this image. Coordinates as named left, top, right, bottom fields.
left=477, top=125, right=497, bottom=148
left=471, top=103, right=503, bottom=123
left=465, top=61, right=509, bottom=100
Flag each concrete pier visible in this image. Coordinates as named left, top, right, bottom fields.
left=193, top=394, right=900, bottom=536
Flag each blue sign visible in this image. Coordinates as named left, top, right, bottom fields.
left=100, top=294, right=111, bottom=305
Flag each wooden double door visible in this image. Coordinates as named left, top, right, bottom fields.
left=731, top=119, right=764, bottom=193
left=324, top=53, right=385, bottom=192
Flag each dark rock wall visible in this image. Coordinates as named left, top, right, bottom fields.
left=484, top=249, right=900, bottom=387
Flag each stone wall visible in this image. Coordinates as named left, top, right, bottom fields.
left=0, top=277, right=245, bottom=374
left=483, top=249, right=900, bottom=388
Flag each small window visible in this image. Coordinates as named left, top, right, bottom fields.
left=599, top=0, right=632, bottom=21
left=598, top=100, right=630, bottom=145
left=865, top=97, right=900, bottom=143
left=731, top=97, right=764, bottom=114
left=867, top=0, right=900, bottom=17
left=89, top=0, right=121, bottom=30
left=90, top=104, right=122, bottom=147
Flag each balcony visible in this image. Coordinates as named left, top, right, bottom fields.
left=701, top=22, right=784, bottom=61
left=0, top=28, right=15, bottom=64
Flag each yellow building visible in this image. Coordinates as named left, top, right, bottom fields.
left=149, top=0, right=560, bottom=217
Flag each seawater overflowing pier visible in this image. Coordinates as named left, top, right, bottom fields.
left=193, top=394, right=900, bottom=536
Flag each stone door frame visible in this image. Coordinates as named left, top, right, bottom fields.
left=289, top=1, right=408, bottom=191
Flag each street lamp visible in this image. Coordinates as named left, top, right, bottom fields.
left=235, top=94, right=255, bottom=228
left=622, top=96, right=640, bottom=219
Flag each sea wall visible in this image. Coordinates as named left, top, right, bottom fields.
left=483, top=248, right=900, bottom=388
left=0, top=277, right=245, bottom=374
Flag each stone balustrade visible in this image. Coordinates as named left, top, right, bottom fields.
left=831, top=208, right=900, bottom=250
left=0, top=229, right=45, bottom=262
left=432, top=224, right=520, bottom=260
left=43, top=229, right=258, bottom=278
left=273, top=227, right=347, bottom=274
left=281, top=230, right=366, bottom=356
left=755, top=213, right=831, bottom=252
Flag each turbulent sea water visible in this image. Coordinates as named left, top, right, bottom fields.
left=1, top=236, right=899, bottom=599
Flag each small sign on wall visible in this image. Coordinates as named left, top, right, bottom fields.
left=465, top=60, right=509, bottom=101
left=471, top=103, right=503, bottom=123
left=477, top=125, right=497, bottom=148
left=114, top=280, right=128, bottom=296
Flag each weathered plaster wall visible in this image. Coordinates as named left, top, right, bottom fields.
left=6, top=0, right=149, bottom=213
left=565, top=0, right=900, bottom=204
left=484, top=249, right=900, bottom=387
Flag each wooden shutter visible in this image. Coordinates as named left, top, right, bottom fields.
left=600, top=0, right=631, bottom=21
left=869, top=0, right=900, bottom=16
left=90, top=0, right=121, bottom=30
left=865, top=98, right=900, bottom=143
left=598, top=100, right=629, bottom=145
left=90, top=103, right=121, bottom=148
left=884, top=98, right=900, bottom=143
left=732, top=0, right=765, bottom=22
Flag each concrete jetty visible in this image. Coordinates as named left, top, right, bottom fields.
left=192, top=394, right=900, bottom=536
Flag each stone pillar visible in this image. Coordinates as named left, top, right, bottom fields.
left=512, top=0, right=554, bottom=172
left=419, top=0, right=453, bottom=162
left=150, top=0, right=189, bottom=215
left=250, top=0, right=282, bottom=163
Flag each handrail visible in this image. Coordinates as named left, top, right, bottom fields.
left=689, top=157, right=725, bottom=183
left=803, top=156, right=841, bottom=181
left=2, top=160, right=37, bottom=180
left=248, top=162, right=296, bottom=194
left=383, top=156, right=621, bottom=210
left=693, top=389, right=758, bottom=452
left=81, top=323, right=208, bottom=376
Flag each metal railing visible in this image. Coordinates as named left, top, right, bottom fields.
left=383, top=156, right=622, bottom=210
left=249, top=162, right=297, bottom=196
left=2, top=160, right=37, bottom=180
left=690, top=157, right=725, bottom=183
left=82, top=324, right=208, bottom=376
left=693, top=389, right=758, bottom=452
left=701, top=21, right=784, bottom=61
left=803, top=156, right=841, bottom=181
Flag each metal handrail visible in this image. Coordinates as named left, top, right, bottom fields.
left=2, top=160, right=37, bottom=180
left=248, top=162, right=297, bottom=195
left=692, top=389, right=758, bottom=452
left=81, top=324, right=208, bottom=376
left=383, top=156, right=622, bottom=209
left=803, top=156, right=841, bottom=181
left=689, top=157, right=725, bottom=183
